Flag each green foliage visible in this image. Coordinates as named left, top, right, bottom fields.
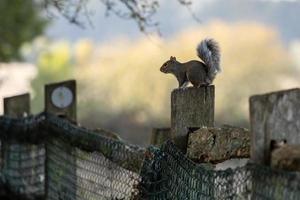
left=31, top=41, right=74, bottom=113
left=0, top=0, right=47, bottom=62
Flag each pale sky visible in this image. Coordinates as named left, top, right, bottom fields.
left=45, top=0, right=299, bottom=43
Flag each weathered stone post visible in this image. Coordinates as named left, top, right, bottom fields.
left=4, top=93, right=30, bottom=117
left=250, top=88, right=300, bottom=199
left=44, top=80, right=77, bottom=200
left=3, top=94, right=30, bottom=177
left=249, top=88, right=300, bottom=165
left=171, top=86, right=215, bottom=152
left=3, top=93, right=45, bottom=197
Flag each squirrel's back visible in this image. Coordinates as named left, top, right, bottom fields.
left=183, top=60, right=208, bottom=86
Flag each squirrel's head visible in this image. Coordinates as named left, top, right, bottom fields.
left=160, top=56, right=177, bottom=73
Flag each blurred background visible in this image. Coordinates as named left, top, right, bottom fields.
left=0, top=0, right=299, bottom=146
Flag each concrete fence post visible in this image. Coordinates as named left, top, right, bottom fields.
left=44, top=80, right=77, bottom=199
left=249, top=88, right=300, bottom=165
left=171, top=86, right=215, bottom=152
left=4, top=93, right=30, bottom=117
left=2, top=93, right=41, bottom=197
left=249, top=88, right=300, bottom=199
left=3, top=93, right=30, bottom=174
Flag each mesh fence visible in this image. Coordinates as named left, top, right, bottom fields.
left=0, top=114, right=45, bottom=199
left=139, top=141, right=300, bottom=200
left=2, top=143, right=45, bottom=196
left=0, top=113, right=300, bottom=200
left=139, top=141, right=251, bottom=200
left=46, top=138, right=141, bottom=200
left=0, top=113, right=145, bottom=200
left=44, top=113, right=145, bottom=200
left=249, top=163, right=300, bottom=200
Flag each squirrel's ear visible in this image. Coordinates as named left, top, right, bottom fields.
left=170, top=56, right=176, bottom=61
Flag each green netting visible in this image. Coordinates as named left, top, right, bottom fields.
left=139, top=141, right=300, bottom=200
left=46, top=138, right=141, bottom=200
left=249, top=163, right=300, bottom=200
left=0, top=113, right=145, bottom=199
left=2, top=143, right=45, bottom=196
left=139, top=141, right=250, bottom=199
left=0, top=114, right=45, bottom=199
left=44, top=115, right=145, bottom=200
left=1, top=113, right=300, bottom=200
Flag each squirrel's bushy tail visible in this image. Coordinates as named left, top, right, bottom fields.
left=197, top=38, right=221, bottom=84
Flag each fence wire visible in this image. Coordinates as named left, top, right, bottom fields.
left=1, top=113, right=300, bottom=200
left=139, top=141, right=300, bottom=200
left=0, top=113, right=145, bottom=200
left=2, top=143, right=45, bottom=196
left=139, top=141, right=251, bottom=200
left=46, top=137, right=141, bottom=200
left=0, top=114, right=45, bottom=199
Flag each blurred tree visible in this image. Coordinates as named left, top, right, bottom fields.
left=31, top=41, right=74, bottom=113
left=0, top=0, right=48, bottom=62
left=73, top=22, right=300, bottom=145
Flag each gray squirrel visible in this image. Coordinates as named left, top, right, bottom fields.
left=160, top=38, right=221, bottom=88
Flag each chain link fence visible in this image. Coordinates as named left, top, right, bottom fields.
left=0, top=113, right=300, bottom=199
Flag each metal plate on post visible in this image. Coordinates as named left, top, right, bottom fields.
left=51, top=86, right=73, bottom=109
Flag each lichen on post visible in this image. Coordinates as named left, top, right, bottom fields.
left=187, top=125, right=250, bottom=163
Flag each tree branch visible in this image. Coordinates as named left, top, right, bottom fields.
left=44, top=0, right=199, bottom=34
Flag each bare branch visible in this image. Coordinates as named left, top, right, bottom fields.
left=177, top=0, right=192, bottom=6
left=44, top=0, right=89, bottom=28
left=176, top=0, right=201, bottom=23
left=43, top=0, right=199, bottom=34
left=99, top=0, right=160, bottom=33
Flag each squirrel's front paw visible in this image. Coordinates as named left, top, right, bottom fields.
left=179, top=81, right=189, bottom=89
left=179, top=86, right=189, bottom=90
